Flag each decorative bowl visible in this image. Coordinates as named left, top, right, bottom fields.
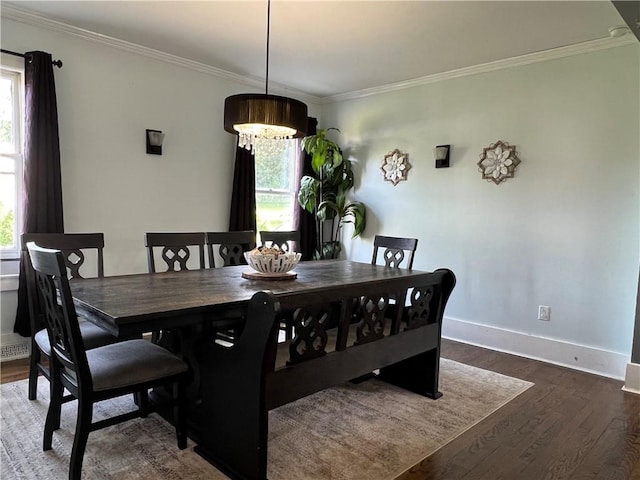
left=244, top=249, right=301, bottom=274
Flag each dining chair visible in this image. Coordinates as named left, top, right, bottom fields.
left=371, top=235, right=419, bottom=269
left=27, top=242, right=188, bottom=480
left=260, top=230, right=300, bottom=253
left=205, top=231, right=256, bottom=268
left=259, top=230, right=301, bottom=341
left=352, top=235, right=420, bottom=337
left=144, top=232, right=206, bottom=272
left=144, top=232, right=207, bottom=345
left=21, top=233, right=120, bottom=401
left=204, top=231, right=257, bottom=346
left=145, top=231, right=236, bottom=380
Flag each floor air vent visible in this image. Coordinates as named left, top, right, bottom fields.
left=1, top=338, right=30, bottom=361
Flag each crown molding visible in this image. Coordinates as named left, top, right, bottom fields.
left=325, top=35, right=636, bottom=103
left=0, top=4, right=322, bottom=106
left=2, top=3, right=636, bottom=106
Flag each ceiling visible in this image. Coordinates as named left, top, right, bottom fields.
left=3, top=1, right=632, bottom=99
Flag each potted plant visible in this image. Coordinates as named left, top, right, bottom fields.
left=298, top=128, right=366, bottom=259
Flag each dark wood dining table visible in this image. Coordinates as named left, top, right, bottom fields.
left=70, top=259, right=429, bottom=339
left=70, top=259, right=443, bottom=476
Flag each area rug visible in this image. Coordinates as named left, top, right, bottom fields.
left=1, top=358, right=532, bottom=479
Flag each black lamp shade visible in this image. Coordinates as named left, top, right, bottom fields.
left=224, top=94, right=308, bottom=138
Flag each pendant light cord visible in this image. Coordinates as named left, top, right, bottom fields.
left=265, top=0, right=271, bottom=95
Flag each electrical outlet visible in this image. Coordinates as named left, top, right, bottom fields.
left=538, top=305, right=550, bottom=321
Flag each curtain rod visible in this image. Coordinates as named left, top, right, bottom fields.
left=1, top=49, right=63, bottom=68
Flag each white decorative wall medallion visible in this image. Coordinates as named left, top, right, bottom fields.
left=477, top=141, right=521, bottom=185
left=381, top=149, right=411, bottom=186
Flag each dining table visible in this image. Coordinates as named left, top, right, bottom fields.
left=71, top=259, right=428, bottom=339
left=69, top=259, right=448, bottom=476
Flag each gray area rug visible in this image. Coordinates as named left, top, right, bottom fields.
left=1, top=358, right=533, bottom=479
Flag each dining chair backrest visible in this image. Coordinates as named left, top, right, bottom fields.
left=21, top=233, right=105, bottom=334
left=144, top=232, right=206, bottom=273
left=26, top=242, right=92, bottom=395
left=371, top=235, right=419, bottom=269
left=260, top=230, right=300, bottom=253
left=21, top=233, right=105, bottom=279
left=205, top=231, right=256, bottom=268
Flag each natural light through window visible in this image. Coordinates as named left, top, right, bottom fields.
left=255, top=139, right=299, bottom=243
left=0, top=68, right=23, bottom=258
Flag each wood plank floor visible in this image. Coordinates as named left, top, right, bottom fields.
left=400, top=340, right=640, bottom=480
left=2, top=340, right=639, bottom=479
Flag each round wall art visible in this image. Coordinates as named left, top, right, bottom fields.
left=477, top=141, right=521, bottom=185
left=381, top=149, right=411, bottom=186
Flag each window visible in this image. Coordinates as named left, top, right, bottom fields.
left=0, top=67, right=24, bottom=259
left=255, top=140, right=300, bottom=242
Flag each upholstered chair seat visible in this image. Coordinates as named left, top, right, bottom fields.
left=86, top=339, right=188, bottom=392
left=34, top=329, right=52, bottom=356
left=35, top=321, right=117, bottom=359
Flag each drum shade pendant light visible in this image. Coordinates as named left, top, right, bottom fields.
left=224, top=0, right=307, bottom=155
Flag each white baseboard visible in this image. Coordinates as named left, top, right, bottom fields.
left=0, top=274, right=19, bottom=292
left=0, top=317, right=631, bottom=380
left=623, top=362, right=640, bottom=394
left=442, top=316, right=629, bottom=380
left=0, top=332, right=30, bottom=361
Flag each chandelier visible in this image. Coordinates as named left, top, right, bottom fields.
left=224, top=0, right=308, bottom=155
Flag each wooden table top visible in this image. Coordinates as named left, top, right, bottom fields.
left=71, top=260, right=431, bottom=336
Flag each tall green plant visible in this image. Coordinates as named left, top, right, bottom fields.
left=298, top=128, right=366, bottom=259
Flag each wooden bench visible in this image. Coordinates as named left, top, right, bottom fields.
left=195, top=268, right=456, bottom=480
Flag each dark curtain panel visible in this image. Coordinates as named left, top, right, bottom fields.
left=14, top=51, right=64, bottom=337
left=294, top=117, right=317, bottom=261
left=228, top=145, right=257, bottom=233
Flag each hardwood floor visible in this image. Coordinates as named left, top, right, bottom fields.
left=1, top=356, right=30, bottom=384
left=3, top=340, right=639, bottom=479
left=399, top=340, right=640, bottom=480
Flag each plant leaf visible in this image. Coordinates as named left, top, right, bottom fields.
left=342, top=201, right=366, bottom=237
left=321, top=241, right=341, bottom=259
left=297, top=176, right=319, bottom=213
left=335, top=190, right=346, bottom=214
left=331, top=148, right=343, bottom=169
left=318, top=200, right=339, bottom=222
left=311, top=147, right=326, bottom=174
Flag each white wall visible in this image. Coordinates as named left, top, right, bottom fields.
left=2, top=17, right=243, bottom=276
left=323, top=44, right=640, bottom=376
left=0, top=16, right=320, bottom=336
left=1, top=13, right=638, bottom=378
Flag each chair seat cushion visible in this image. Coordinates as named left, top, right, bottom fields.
left=87, top=339, right=188, bottom=392
left=78, top=319, right=119, bottom=349
left=34, top=329, right=51, bottom=356
left=33, top=320, right=117, bottom=357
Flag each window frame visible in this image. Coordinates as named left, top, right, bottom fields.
left=0, top=59, right=25, bottom=260
left=254, top=139, right=301, bottom=240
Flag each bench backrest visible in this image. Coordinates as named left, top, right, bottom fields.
left=203, top=268, right=455, bottom=407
